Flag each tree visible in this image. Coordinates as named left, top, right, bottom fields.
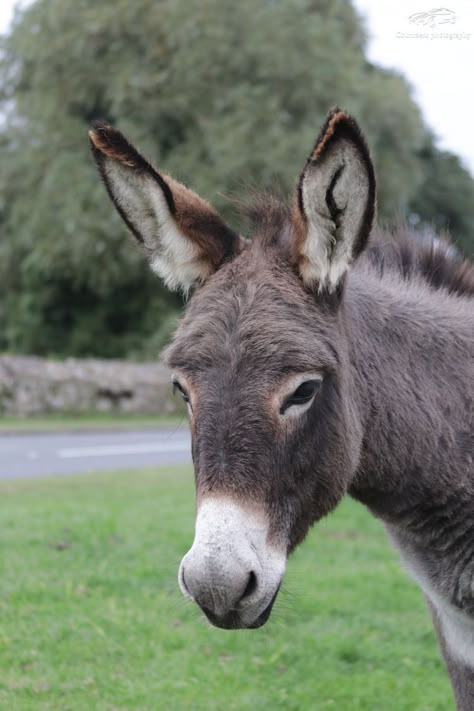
left=409, top=138, right=474, bottom=258
left=0, top=0, right=472, bottom=356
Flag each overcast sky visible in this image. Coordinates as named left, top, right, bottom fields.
left=1, top=0, right=473, bottom=175
left=353, top=0, right=474, bottom=174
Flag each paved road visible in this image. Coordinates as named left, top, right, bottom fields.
left=0, top=427, right=192, bottom=479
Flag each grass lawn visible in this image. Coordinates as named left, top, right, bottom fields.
left=0, top=413, right=183, bottom=434
left=0, top=467, right=452, bottom=710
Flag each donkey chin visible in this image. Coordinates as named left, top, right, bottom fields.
left=178, top=498, right=287, bottom=630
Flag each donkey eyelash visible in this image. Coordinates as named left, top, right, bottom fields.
left=172, top=380, right=190, bottom=404
left=279, top=376, right=323, bottom=416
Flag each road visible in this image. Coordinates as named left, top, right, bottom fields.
left=0, top=427, right=192, bottom=479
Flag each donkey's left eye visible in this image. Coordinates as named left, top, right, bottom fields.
left=280, top=379, right=322, bottom=415
left=173, top=380, right=190, bottom=404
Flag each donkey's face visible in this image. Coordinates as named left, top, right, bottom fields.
left=90, top=108, right=376, bottom=629
left=165, top=251, right=365, bottom=628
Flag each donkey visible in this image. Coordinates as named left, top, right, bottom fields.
left=89, top=108, right=474, bottom=709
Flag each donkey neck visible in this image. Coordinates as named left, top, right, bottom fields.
left=346, top=268, right=473, bottom=522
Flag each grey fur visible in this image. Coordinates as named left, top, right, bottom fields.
left=165, top=221, right=474, bottom=708
left=91, top=110, right=474, bottom=709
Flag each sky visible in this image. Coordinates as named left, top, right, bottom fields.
left=352, top=0, right=474, bottom=174
left=1, top=0, right=473, bottom=175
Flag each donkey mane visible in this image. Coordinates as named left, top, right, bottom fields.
left=242, top=195, right=474, bottom=299
left=365, top=227, right=474, bottom=299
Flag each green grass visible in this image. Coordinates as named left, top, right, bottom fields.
left=0, top=467, right=453, bottom=710
left=0, top=413, right=184, bottom=433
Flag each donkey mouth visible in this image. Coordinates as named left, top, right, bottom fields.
left=201, top=586, right=280, bottom=630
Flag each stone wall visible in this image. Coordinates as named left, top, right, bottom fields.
left=0, top=356, right=181, bottom=416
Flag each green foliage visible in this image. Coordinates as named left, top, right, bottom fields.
left=0, top=0, right=472, bottom=357
left=0, top=467, right=452, bottom=708
left=410, top=138, right=474, bottom=257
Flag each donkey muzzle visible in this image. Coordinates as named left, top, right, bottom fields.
left=178, top=498, right=286, bottom=629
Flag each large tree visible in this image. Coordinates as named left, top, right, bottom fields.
left=0, top=0, right=472, bottom=356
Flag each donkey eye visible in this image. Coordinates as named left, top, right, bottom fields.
left=280, top=379, right=321, bottom=415
left=173, top=380, right=190, bottom=404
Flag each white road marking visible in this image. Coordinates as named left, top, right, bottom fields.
left=57, top=440, right=191, bottom=459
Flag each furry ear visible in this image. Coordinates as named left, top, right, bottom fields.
left=291, top=107, right=376, bottom=292
left=89, top=121, right=240, bottom=292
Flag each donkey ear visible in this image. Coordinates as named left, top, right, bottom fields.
left=89, top=121, right=240, bottom=292
left=291, top=108, right=376, bottom=292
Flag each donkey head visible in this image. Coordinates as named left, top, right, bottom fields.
left=90, top=107, right=376, bottom=629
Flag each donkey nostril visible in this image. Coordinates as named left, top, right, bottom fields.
left=241, top=571, right=258, bottom=601
left=180, top=566, right=192, bottom=598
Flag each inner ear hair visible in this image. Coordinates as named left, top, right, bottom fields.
left=89, top=121, right=176, bottom=246
left=325, top=162, right=346, bottom=247
left=292, top=107, right=376, bottom=292
left=89, top=120, right=242, bottom=293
